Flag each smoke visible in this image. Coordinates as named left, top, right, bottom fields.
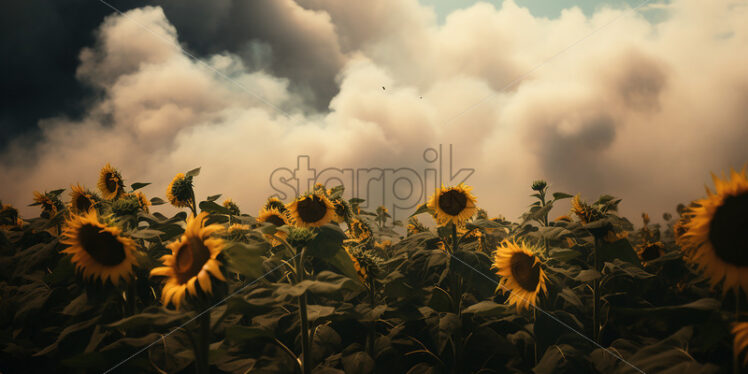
left=1, top=0, right=747, bottom=223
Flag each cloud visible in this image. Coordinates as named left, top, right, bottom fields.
left=2, top=0, right=747, bottom=224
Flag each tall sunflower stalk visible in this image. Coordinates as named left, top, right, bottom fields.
left=150, top=212, right=227, bottom=374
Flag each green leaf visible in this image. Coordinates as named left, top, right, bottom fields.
left=558, top=288, right=583, bottom=309
left=603, top=259, right=655, bottom=279
left=597, top=238, right=640, bottom=266
left=574, top=269, right=601, bottom=282
left=306, top=305, right=335, bottom=322
left=106, top=310, right=186, bottom=330
left=462, top=300, right=507, bottom=317
left=130, top=182, right=151, bottom=191
left=185, top=167, right=201, bottom=178
left=130, top=229, right=165, bottom=240
left=341, top=352, right=375, bottom=374
left=306, top=224, right=345, bottom=259
left=207, top=194, right=222, bottom=202
left=150, top=197, right=166, bottom=206
left=199, top=200, right=232, bottom=215
left=552, top=192, right=574, bottom=201
left=614, top=298, right=720, bottom=315
left=409, top=203, right=433, bottom=217
left=224, top=242, right=270, bottom=279
left=549, top=248, right=580, bottom=262
left=225, top=326, right=273, bottom=344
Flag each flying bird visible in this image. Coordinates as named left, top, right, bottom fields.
left=382, top=86, right=385, bottom=90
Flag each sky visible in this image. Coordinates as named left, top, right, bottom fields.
left=1, top=0, right=747, bottom=224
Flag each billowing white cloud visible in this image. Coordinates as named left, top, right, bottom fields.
left=2, top=0, right=747, bottom=223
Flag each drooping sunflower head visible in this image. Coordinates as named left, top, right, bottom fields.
left=347, top=218, right=372, bottom=243
left=733, top=322, right=748, bottom=366
left=0, top=204, right=21, bottom=228
left=286, top=192, right=336, bottom=228
left=678, top=167, right=748, bottom=296
left=492, top=239, right=548, bottom=313
left=166, top=173, right=193, bottom=208
left=287, top=227, right=315, bottom=248
left=637, top=241, right=665, bottom=265
left=571, top=195, right=594, bottom=224
left=531, top=180, right=548, bottom=192
left=257, top=207, right=291, bottom=245
left=69, top=184, right=98, bottom=214
left=61, top=211, right=139, bottom=286
left=111, top=194, right=142, bottom=218
left=345, top=245, right=384, bottom=284
left=150, top=212, right=226, bottom=310
left=222, top=199, right=241, bottom=215
left=333, top=199, right=352, bottom=223
left=604, top=230, right=629, bottom=243
left=407, top=216, right=428, bottom=236
left=427, top=183, right=478, bottom=226
left=98, top=163, right=125, bottom=200
left=32, top=190, right=62, bottom=218
left=265, top=197, right=287, bottom=213
left=134, top=191, right=150, bottom=213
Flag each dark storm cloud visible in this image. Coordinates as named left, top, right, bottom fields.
left=1, top=0, right=348, bottom=149
left=0, top=0, right=143, bottom=148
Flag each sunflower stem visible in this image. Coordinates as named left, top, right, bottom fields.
left=296, top=248, right=311, bottom=374
left=593, top=235, right=602, bottom=344
left=534, top=308, right=538, bottom=366
left=735, top=290, right=741, bottom=374
left=197, top=311, right=210, bottom=374
left=366, top=277, right=377, bottom=360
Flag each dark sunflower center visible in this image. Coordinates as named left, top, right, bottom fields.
left=265, top=214, right=286, bottom=227
left=77, top=223, right=126, bottom=266
left=510, top=252, right=541, bottom=292
left=297, top=196, right=327, bottom=223
left=175, top=239, right=210, bottom=284
left=105, top=173, right=118, bottom=193
left=640, top=244, right=661, bottom=261
left=75, top=195, right=92, bottom=212
left=708, top=192, right=748, bottom=266
left=439, top=190, right=467, bottom=216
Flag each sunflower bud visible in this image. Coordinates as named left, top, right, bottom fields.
left=287, top=227, right=315, bottom=248
left=531, top=180, right=548, bottom=192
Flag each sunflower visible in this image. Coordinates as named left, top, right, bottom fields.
left=407, top=216, right=427, bottom=236
left=678, top=168, right=748, bottom=296
left=222, top=199, right=240, bottom=215
left=733, top=322, right=748, bottom=366
left=637, top=241, right=664, bottom=265
left=32, top=191, right=60, bottom=218
left=257, top=207, right=290, bottom=245
left=60, top=211, right=138, bottom=286
left=492, top=239, right=548, bottom=313
left=0, top=204, right=22, bottom=228
left=69, top=184, right=98, bottom=214
left=98, top=163, right=125, bottom=200
left=332, top=199, right=351, bottom=223
left=134, top=191, right=151, bottom=213
left=427, top=184, right=478, bottom=226
left=347, top=218, right=372, bottom=243
left=150, top=212, right=226, bottom=310
left=286, top=192, right=336, bottom=228
left=570, top=195, right=595, bottom=224
left=166, top=173, right=193, bottom=208
left=265, top=197, right=287, bottom=212
left=344, top=246, right=368, bottom=283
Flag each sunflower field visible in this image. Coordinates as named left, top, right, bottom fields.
left=0, top=164, right=747, bottom=374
